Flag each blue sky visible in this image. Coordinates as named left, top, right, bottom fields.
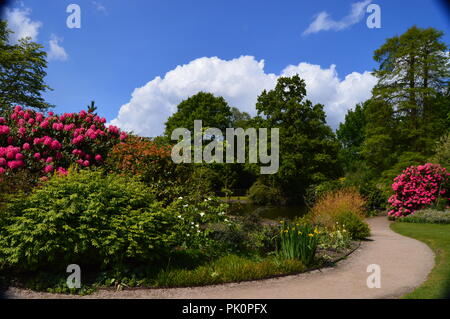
left=1, top=0, right=449, bottom=137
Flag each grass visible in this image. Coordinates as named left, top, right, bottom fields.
left=390, top=222, right=450, bottom=299
left=153, top=254, right=306, bottom=287
left=1, top=254, right=308, bottom=294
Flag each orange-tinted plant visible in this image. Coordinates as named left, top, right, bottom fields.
left=309, top=187, right=366, bottom=228
left=107, top=135, right=172, bottom=176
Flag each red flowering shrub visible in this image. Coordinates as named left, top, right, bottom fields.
left=0, top=105, right=127, bottom=178
left=388, top=163, right=450, bottom=218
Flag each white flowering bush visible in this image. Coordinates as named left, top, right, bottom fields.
left=167, top=196, right=231, bottom=251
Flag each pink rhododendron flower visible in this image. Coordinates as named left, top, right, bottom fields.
left=388, top=163, right=449, bottom=218
left=44, top=165, right=54, bottom=173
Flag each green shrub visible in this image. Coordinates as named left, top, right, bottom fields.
left=248, top=180, right=283, bottom=206
left=335, top=211, right=371, bottom=239
left=208, top=212, right=278, bottom=255
left=398, top=209, right=450, bottom=224
left=359, top=182, right=387, bottom=214
left=0, top=168, right=178, bottom=271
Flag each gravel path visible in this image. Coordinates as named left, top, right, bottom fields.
left=3, top=217, right=435, bottom=299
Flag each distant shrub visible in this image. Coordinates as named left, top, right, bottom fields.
left=335, top=211, right=370, bottom=239
left=248, top=180, right=283, bottom=206
left=0, top=169, right=178, bottom=271
left=359, top=182, right=387, bottom=213
left=398, top=208, right=450, bottom=224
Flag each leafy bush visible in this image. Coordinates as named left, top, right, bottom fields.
left=277, top=221, right=319, bottom=266
left=335, top=211, right=370, bottom=239
left=248, top=180, right=283, bottom=206
left=397, top=208, right=450, bottom=224
left=358, top=182, right=387, bottom=213
left=388, top=163, right=449, bottom=218
left=309, top=187, right=366, bottom=227
left=106, top=135, right=194, bottom=205
left=0, top=169, right=178, bottom=271
left=166, top=196, right=230, bottom=253
left=208, top=212, right=278, bottom=255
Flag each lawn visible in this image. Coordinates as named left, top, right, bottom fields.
left=390, top=222, right=450, bottom=299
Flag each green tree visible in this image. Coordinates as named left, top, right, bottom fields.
left=336, top=102, right=367, bottom=170
left=0, top=21, right=53, bottom=113
left=164, top=92, right=232, bottom=136
left=230, top=106, right=251, bottom=128
left=256, top=75, right=341, bottom=203
left=372, top=26, right=449, bottom=154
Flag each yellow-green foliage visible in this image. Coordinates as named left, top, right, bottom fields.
left=0, top=168, right=178, bottom=271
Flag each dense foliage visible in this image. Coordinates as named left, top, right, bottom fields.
left=0, top=169, right=178, bottom=271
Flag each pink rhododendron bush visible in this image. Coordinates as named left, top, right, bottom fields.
left=388, top=163, right=450, bottom=218
left=0, top=105, right=127, bottom=178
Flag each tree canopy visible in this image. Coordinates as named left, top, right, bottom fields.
left=164, top=92, right=232, bottom=136
left=256, top=75, right=342, bottom=202
left=0, top=21, right=53, bottom=113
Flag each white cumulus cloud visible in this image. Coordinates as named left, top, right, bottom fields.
left=303, top=0, right=372, bottom=35
left=110, top=56, right=377, bottom=137
left=47, top=35, right=69, bottom=62
left=4, top=6, right=42, bottom=43
left=281, top=63, right=377, bottom=128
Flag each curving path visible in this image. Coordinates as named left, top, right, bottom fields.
left=4, top=217, right=435, bottom=299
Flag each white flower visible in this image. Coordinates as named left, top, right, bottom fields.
left=195, top=224, right=199, bottom=228
left=178, top=196, right=183, bottom=200
left=224, top=218, right=229, bottom=222
left=183, top=204, right=188, bottom=207
left=199, top=212, right=205, bottom=217
left=207, top=197, right=211, bottom=201
left=177, top=215, right=182, bottom=218
left=186, top=233, right=190, bottom=236
left=191, top=222, right=194, bottom=225
left=197, top=230, right=201, bottom=233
